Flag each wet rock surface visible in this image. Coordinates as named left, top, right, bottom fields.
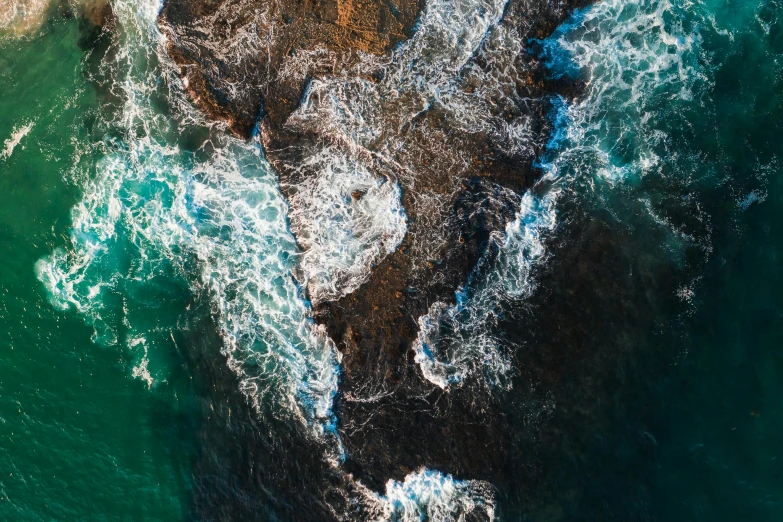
left=159, top=0, right=423, bottom=136
left=160, top=0, right=592, bottom=492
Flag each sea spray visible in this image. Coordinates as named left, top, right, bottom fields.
left=1, top=122, right=34, bottom=160
left=35, top=0, right=343, bottom=452
left=412, top=0, right=711, bottom=389
left=353, top=469, right=495, bottom=522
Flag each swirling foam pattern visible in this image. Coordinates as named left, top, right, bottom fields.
left=35, top=0, right=342, bottom=453
left=413, top=0, right=711, bottom=390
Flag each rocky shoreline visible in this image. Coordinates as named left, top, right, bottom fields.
left=159, top=0, right=592, bottom=493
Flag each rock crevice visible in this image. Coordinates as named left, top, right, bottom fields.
left=159, top=0, right=592, bottom=489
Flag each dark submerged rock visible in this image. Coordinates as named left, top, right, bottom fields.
left=160, top=0, right=593, bottom=495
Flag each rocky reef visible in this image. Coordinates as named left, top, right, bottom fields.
left=159, top=0, right=592, bottom=492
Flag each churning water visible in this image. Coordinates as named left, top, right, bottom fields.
left=2, top=0, right=783, bottom=519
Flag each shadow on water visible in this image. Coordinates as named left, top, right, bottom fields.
left=487, top=1, right=783, bottom=516
left=171, top=292, right=346, bottom=521
left=494, top=168, right=783, bottom=521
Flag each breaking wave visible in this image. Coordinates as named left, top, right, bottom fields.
left=413, top=0, right=711, bottom=389
left=414, top=188, right=557, bottom=389
left=355, top=469, right=495, bottom=522
left=35, top=0, right=342, bottom=451
left=33, top=0, right=717, bottom=517
left=543, top=0, right=707, bottom=185
left=1, top=121, right=34, bottom=160
left=287, top=147, right=407, bottom=304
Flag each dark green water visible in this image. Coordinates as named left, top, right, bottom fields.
left=0, top=17, right=195, bottom=520
left=642, top=2, right=783, bottom=514
left=1, top=0, right=783, bottom=520
left=495, top=0, right=783, bottom=519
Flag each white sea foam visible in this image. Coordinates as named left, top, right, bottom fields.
left=31, top=0, right=711, bottom=517
left=288, top=0, right=511, bottom=132
left=545, top=0, right=706, bottom=184
left=0, top=0, right=108, bottom=37
left=0, top=0, right=51, bottom=35
left=414, top=186, right=559, bottom=389
left=269, top=0, right=549, bottom=391
left=35, top=0, right=342, bottom=455
left=390, top=0, right=509, bottom=89
left=413, top=0, right=710, bottom=389
left=356, top=469, right=495, bottom=522
left=287, top=147, right=406, bottom=303
left=279, top=0, right=514, bottom=296
left=1, top=122, right=34, bottom=160
left=129, top=337, right=154, bottom=388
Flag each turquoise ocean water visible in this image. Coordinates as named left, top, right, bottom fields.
left=0, top=14, right=194, bottom=519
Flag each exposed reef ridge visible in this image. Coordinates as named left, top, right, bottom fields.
left=160, top=0, right=591, bottom=490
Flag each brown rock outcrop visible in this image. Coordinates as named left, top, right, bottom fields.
left=160, top=0, right=592, bottom=489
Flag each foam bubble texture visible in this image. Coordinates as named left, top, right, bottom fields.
left=543, top=0, right=707, bottom=184
left=288, top=147, right=407, bottom=303
left=360, top=469, right=495, bottom=522
left=280, top=0, right=516, bottom=293
left=413, top=188, right=558, bottom=389
left=413, top=0, right=709, bottom=389
left=35, top=0, right=342, bottom=453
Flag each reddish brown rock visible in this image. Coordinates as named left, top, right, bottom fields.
left=160, top=0, right=593, bottom=491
